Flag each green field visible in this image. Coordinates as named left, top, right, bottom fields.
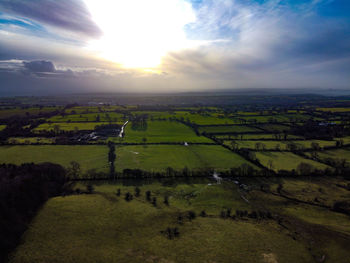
left=7, top=137, right=55, bottom=144
left=256, top=124, right=291, bottom=132
left=0, top=124, right=6, bottom=131
left=10, top=178, right=350, bottom=263
left=306, top=147, right=350, bottom=166
left=198, top=125, right=260, bottom=134
left=225, top=140, right=336, bottom=150
left=117, top=121, right=212, bottom=143
left=255, top=151, right=329, bottom=172
left=64, top=105, right=135, bottom=114
left=115, top=145, right=256, bottom=172
left=238, top=114, right=311, bottom=124
left=174, top=112, right=237, bottom=125
left=48, top=112, right=126, bottom=123
left=316, top=107, right=350, bottom=112
left=34, top=122, right=112, bottom=132
left=0, top=145, right=108, bottom=173
left=225, top=140, right=286, bottom=150
left=215, top=134, right=303, bottom=140
left=0, top=107, right=61, bottom=118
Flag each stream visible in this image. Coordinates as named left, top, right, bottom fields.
left=118, top=121, right=129, bottom=137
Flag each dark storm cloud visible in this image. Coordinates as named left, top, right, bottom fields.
left=0, top=0, right=102, bottom=38
left=23, top=60, right=55, bottom=73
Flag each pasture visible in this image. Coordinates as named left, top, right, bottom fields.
left=256, top=124, right=291, bottom=132
left=47, top=112, right=126, bottom=123
left=0, top=107, right=61, bottom=118
left=198, top=125, right=260, bottom=134
left=7, top=137, right=55, bottom=144
left=316, top=107, right=350, bottom=112
left=255, top=151, right=329, bottom=172
left=0, top=145, right=109, bottom=173
left=33, top=122, right=112, bottom=132
left=174, top=112, right=237, bottom=125
left=119, top=121, right=212, bottom=143
left=10, top=178, right=350, bottom=263
left=215, top=134, right=303, bottom=140
left=225, top=140, right=337, bottom=150
left=115, top=145, right=256, bottom=172
left=306, top=147, right=350, bottom=167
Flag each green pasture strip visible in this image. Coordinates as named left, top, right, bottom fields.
left=48, top=112, right=126, bottom=122
left=33, top=122, right=113, bottom=132
left=118, top=121, right=211, bottom=143
left=115, top=145, right=257, bottom=172
left=255, top=151, right=330, bottom=172
left=0, top=145, right=109, bottom=173
left=198, top=125, right=260, bottom=134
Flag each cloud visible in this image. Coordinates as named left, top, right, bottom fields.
left=0, top=0, right=349, bottom=95
left=0, top=0, right=102, bottom=38
left=23, top=60, right=55, bottom=73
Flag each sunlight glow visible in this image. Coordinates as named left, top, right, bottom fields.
left=85, top=0, right=196, bottom=69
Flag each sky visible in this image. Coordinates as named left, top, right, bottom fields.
left=0, top=0, right=349, bottom=95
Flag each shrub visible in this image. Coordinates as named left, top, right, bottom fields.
left=87, top=184, right=94, bottom=194
left=125, top=192, right=133, bottom=202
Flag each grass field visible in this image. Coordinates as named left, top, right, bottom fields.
left=0, top=145, right=108, bottom=173
left=117, top=121, right=212, bottom=143
left=256, top=124, right=291, bottom=132
left=306, top=147, right=350, bottom=166
left=33, top=122, right=112, bottom=132
left=65, top=105, right=136, bottom=114
left=215, top=134, right=303, bottom=140
left=0, top=107, right=61, bottom=118
left=238, top=114, right=311, bottom=124
left=174, top=112, right=237, bottom=125
left=0, top=124, right=6, bottom=131
left=225, top=140, right=287, bottom=150
left=255, top=151, right=329, bottom=172
left=7, top=137, right=55, bottom=144
left=225, top=140, right=336, bottom=150
left=48, top=112, right=126, bottom=123
left=115, top=145, right=256, bottom=172
left=316, top=107, right=350, bottom=112
left=198, top=125, right=260, bottom=134
left=10, top=178, right=350, bottom=263
left=9, top=182, right=313, bottom=263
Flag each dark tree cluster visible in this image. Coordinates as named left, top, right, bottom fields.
left=108, top=142, right=116, bottom=178
left=161, top=227, right=180, bottom=239
left=291, top=119, right=350, bottom=140
left=146, top=190, right=152, bottom=201
left=125, top=192, right=133, bottom=202
left=235, top=210, right=273, bottom=220
left=134, top=187, right=141, bottom=197
left=0, top=163, right=67, bottom=262
left=130, top=115, right=148, bottom=131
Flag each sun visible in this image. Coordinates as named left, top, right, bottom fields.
left=85, top=0, right=195, bottom=69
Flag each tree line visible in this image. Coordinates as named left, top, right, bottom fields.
left=0, top=163, right=68, bottom=262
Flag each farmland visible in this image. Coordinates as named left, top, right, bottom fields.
left=7, top=137, right=55, bottom=144
left=255, top=151, right=330, bottom=172
left=0, top=102, right=349, bottom=175
left=9, top=177, right=350, bottom=263
left=0, top=145, right=109, bottom=173
left=118, top=121, right=212, bottom=143
left=225, top=140, right=337, bottom=151
left=198, top=125, right=261, bottom=134
left=114, top=145, right=256, bottom=172
left=2, top=96, right=350, bottom=263
left=47, top=112, right=126, bottom=123
left=33, top=122, right=114, bottom=132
